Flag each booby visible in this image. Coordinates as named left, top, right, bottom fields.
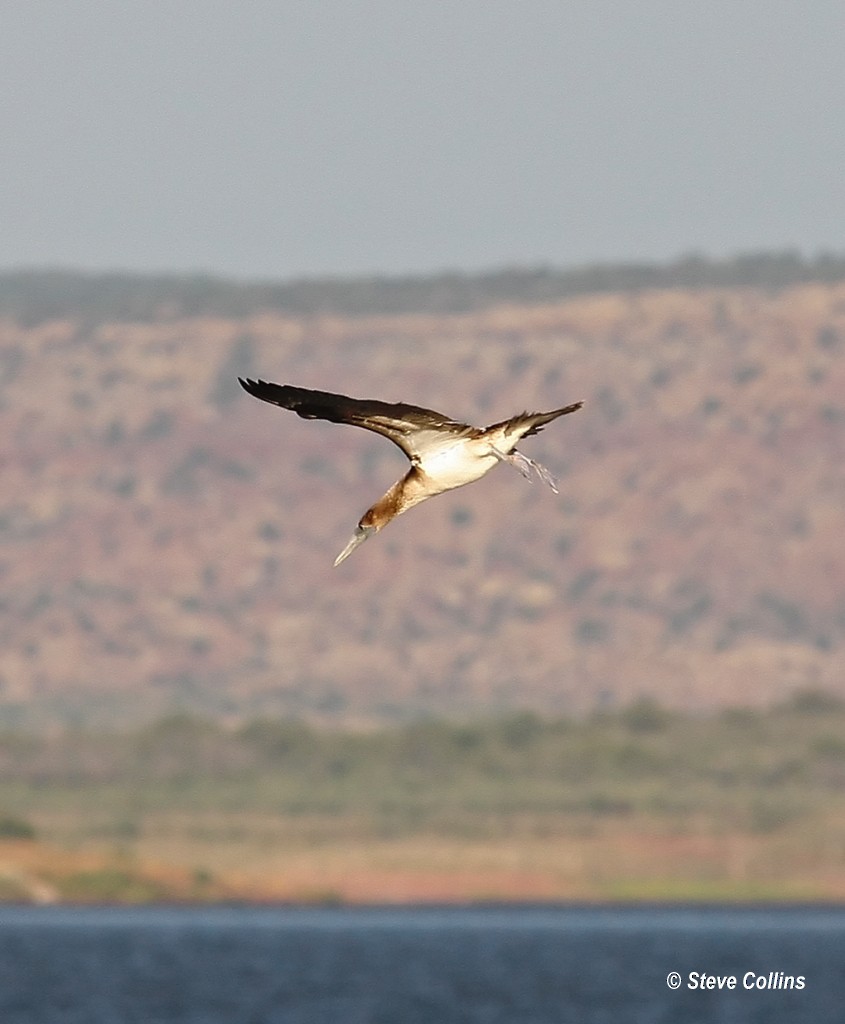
left=238, top=379, right=583, bottom=565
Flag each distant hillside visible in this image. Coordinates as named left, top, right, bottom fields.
left=3, top=250, right=845, bottom=323
left=1, top=271, right=843, bottom=726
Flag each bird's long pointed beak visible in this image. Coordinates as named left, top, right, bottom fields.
left=333, top=525, right=375, bottom=566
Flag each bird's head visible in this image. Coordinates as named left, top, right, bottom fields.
left=333, top=524, right=377, bottom=566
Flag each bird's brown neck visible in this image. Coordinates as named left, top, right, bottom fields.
left=359, top=467, right=428, bottom=531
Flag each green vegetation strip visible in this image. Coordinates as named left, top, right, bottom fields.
left=1, top=689, right=843, bottom=843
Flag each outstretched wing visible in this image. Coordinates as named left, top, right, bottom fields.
left=238, top=379, right=475, bottom=462
left=484, top=401, right=584, bottom=445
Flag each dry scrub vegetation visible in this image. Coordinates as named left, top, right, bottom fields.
left=1, top=264, right=844, bottom=725
left=1, top=691, right=845, bottom=903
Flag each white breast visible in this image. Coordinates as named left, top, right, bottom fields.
left=420, top=441, right=497, bottom=493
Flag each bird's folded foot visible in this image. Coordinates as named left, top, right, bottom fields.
left=491, top=447, right=559, bottom=493
left=526, top=455, right=559, bottom=493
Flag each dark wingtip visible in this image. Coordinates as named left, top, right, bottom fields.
left=238, top=377, right=261, bottom=396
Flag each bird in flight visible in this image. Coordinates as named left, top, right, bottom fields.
left=239, top=379, right=583, bottom=566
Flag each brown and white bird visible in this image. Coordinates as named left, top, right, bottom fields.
left=239, top=379, right=583, bottom=565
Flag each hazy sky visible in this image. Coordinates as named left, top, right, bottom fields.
left=3, top=1, right=844, bottom=279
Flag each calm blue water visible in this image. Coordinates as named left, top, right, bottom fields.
left=0, top=904, right=842, bottom=1023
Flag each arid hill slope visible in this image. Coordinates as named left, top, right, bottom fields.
left=1, top=282, right=843, bottom=725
